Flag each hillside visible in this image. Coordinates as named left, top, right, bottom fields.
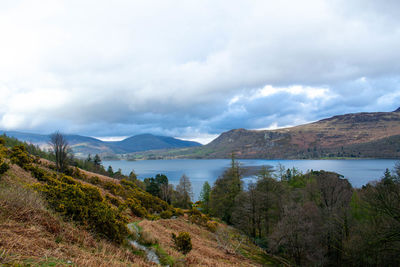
left=204, top=110, right=400, bottom=158
left=0, top=131, right=201, bottom=157
left=0, top=139, right=275, bottom=266
left=127, top=108, right=400, bottom=159
left=109, top=134, right=201, bottom=154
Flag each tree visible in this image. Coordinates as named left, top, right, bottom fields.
left=270, top=202, right=324, bottom=266
left=128, top=170, right=137, bottom=181
left=49, top=131, right=69, bottom=173
left=315, top=171, right=353, bottom=265
left=93, top=154, right=101, bottom=166
left=107, top=165, right=114, bottom=177
left=156, top=174, right=170, bottom=203
left=232, top=183, right=262, bottom=239
left=174, top=174, right=193, bottom=209
left=114, top=168, right=124, bottom=179
left=256, top=167, right=283, bottom=237
left=210, top=154, right=242, bottom=224
left=199, top=181, right=211, bottom=213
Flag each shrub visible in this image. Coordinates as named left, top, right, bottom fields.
left=160, top=209, right=173, bottom=219
left=0, top=161, right=10, bottom=176
left=10, top=145, right=33, bottom=169
left=103, top=181, right=124, bottom=195
left=188, top=208, right=209, bottom=226
left=174, top=208, right=184, bottom=216
left=172, top=232, right=192, bottom=255
left=30, top=166, right=47, bottom=181
left=126, top=198, right=148, bottom=218
left=106, top=194, right=122, bottom=207
left=120, top=179, right=136, bottom=188
left=89, top=176, right=101, bottom=185
left=35, top=177, right=128, bottom=243
left=206, top=221, right=218, bottom=232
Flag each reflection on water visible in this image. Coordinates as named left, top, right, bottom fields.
left=102, top=159, right=398, bottom=200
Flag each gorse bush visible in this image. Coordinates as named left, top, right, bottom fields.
left=206, top=221, right=218, bottom=233
left=34, top=173, right=128, bottom=243
left=10, top=145, right=33, bottom=170
left=126, top=197, right=148, bottom=218
left=172, top=232, right=192, bottom=255
left=0, top=162, right=9, bottom=176
left=160, top=209, right=173, bottom=219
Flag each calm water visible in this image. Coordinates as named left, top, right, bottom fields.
left=102, top=159, right=398, bottom=200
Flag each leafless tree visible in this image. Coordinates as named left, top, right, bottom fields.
left=270, top=202, right=325, bottom=266
left=49, top=131, right=69, bottom=173
left=175, top=174, right=193, bottom=209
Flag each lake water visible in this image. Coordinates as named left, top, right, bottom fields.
left=102, top=159, right=399, bottom=200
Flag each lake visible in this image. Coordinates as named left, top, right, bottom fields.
left=102, top=159, right=399, bottom=200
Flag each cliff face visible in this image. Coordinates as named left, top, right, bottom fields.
left=201, top=110, right=400, bottom=159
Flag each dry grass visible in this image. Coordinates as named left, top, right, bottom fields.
left=0, top=164, right=153, bottom=267
left=139, top=218, right=264, bottom=267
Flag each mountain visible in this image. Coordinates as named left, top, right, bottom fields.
left=107, top=134, right=201, bottom=154
left=202, top=109, right=400, bottom=159
left=0, top=131, right=201, bottom=157
left=129, top=108, right=400, bottom=159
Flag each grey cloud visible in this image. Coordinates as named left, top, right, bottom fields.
left=0, top=0, right=400, bottom=141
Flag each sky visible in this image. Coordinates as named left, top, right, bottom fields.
left=1, top=0, right=400, bottom=144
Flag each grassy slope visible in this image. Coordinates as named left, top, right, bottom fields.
left=0, top=164, right=151, bottom=267
left=0, top=155, right=278, bottom=266
left=138, top=218, right=280, bottom=267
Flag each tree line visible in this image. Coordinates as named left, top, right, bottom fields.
left=196, top=155, right=400, bottom=266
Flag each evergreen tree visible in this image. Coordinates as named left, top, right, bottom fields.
left=107, top=165, right=114, bottom=177
left=199, top=181, right=211, bottom=213
left=128, top=170, right=137, bottom=181
left=93, top=154, right=101, bottom=166
left=210, top=154, right=242, bottom=224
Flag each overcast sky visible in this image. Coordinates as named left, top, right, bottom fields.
left=1, top=0, right=400, bottom=144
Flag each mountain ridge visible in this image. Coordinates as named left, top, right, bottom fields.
left=0, top=131, right=201, bottom=157
left=124, top=108, right=400, bottom=159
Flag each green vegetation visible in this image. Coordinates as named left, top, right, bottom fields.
left=209, top=154, right=242, bottom=224
left=204, top=154, right=400, bottom=266
left=172, top=232, right=192, bottom=255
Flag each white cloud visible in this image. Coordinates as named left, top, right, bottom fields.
left=0, top=0, right=399, bottom=139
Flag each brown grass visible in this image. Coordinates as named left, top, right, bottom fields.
left=0, top=164, right=152, bottom=267
left=139, top=218, right=262, bottom=267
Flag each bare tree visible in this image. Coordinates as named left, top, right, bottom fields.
left=175, top=174, right=193, bottom=209
left=49, top=131, right=69, bottom=173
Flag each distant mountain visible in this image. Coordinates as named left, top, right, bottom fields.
left=107, top=134, right=201, bottom=153
left=0, top=131, right=201, bottom=157
left=130, top=108, right=400, bottom=159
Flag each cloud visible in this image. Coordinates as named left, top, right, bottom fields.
left=0, top=0, right=400, bottom=143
